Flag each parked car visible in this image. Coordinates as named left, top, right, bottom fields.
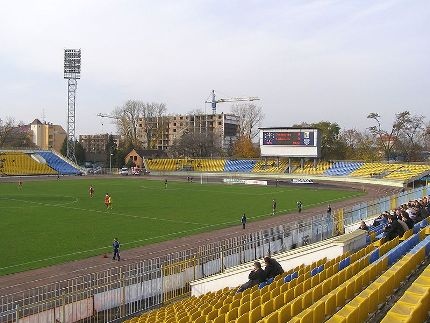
left=120, top=167, right=129, bottom=176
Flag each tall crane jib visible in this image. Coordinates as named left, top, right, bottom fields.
left=205, top=90, right=260, bottom=114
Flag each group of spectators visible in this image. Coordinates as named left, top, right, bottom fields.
left=237, top=256, right=284, bottom=293
left=359, top=195, right=430, bottom=241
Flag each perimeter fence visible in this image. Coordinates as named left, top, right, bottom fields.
left=1, top=185, right=428, bottom=323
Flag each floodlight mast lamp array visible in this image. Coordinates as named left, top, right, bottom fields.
left=64, top=49, right=81, bottom=164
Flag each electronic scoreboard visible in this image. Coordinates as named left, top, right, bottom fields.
left=259, top=128, right=321, bottom=157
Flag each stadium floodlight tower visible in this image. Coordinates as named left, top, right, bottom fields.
left=64, top=49, right=81, bottom=164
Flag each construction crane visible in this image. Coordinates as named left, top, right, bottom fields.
left=97, top=113, right=118, bottom=119
left=205, top=90, right=260, bottom=114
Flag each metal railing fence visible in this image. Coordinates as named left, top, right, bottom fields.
left=1, top=185, right=427, bottom=323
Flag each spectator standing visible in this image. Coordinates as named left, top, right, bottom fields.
left=112, top=238, right=121, bottom=261
left=297, top=201, right=302, bottom=213
left=237, top=262, right=266, bottom=293
left=264, top=256, right=284, bottom=279
left=241, top=213, right=247, bottom=229
left=327, top=204, right=332, bottom=216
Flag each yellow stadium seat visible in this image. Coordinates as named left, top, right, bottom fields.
left=278, top=303, right=292, bottom=323
left=302, top=290, right=313, bottom=309
left=325, top=293, right=337, bottom=317
left=312, top=284, right=323, bottom=303
left=294, top=282, right=304, bottom=298
left=206, top=309, right=218, bottom=321
left=250, top=297, right=261, bottom=310
left=249, top=304, right=262, bottom=323
left=291, top=296, right=303, bottom=316
left=238, top=301, right=250, bottom=317
left=236, top=312, right=249, bottom=323
left=284, top=288, right=295, bottom=304
left=225, top=307, right=238, bottom=322
left=218, top=303, right=230, bottom=315
left=201, top=305, right=212, bottom=315
left=322, top=279, right=332, bottom=295
left=194, top=316, right=206, bottom=323
left=261, top=300, right=273, bottom=317
left=272, top=293, right=284, bottom=311
left=262, top=311, right=278, bottom=323
left=312, top=301, right=326, bottom=323
left=261, top=291, right=270, bottom=304
left=212, top=313, right=225, bottom=323
left=177, top=315, right=190, bottom=323
left=270, top=286, right=280, bottom=299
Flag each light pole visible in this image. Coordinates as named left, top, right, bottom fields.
left=110, top=152, right=113, bottom=174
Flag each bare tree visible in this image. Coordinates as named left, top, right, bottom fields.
left=0, top=118, right=16, bottom=147
left=231, top=103, right=264, bottom=139
left=339, top=128, right=378, bottom=161
left=113, top=100, right=144, bottom=145
left=367, top=112, right=404, bottom=161
left=368, top=111, right=425, bottom=161
left=141, top=102, right=167, bottom=149
left=396, top=112, right=425, bottom=161
left=0, top=118, right=34, bottom=148
left=113, top=101, right=167, bottom=148
left=169, top=132, right=222, bottom=157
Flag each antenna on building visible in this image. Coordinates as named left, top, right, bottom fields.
left=42, top=108, right=45, bottom=123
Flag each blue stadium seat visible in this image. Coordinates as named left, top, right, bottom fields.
left=36, top=151, right=81, bottom=175
left=224, top=160, right=256, bottom=172
left=324, top=162, right=363, bottom=176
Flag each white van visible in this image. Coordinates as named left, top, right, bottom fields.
left=120, top=167, right=129, bottom=175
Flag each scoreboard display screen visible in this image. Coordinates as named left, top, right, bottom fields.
left=259, top=128, right=320, bottom=157
left=262, top=131, right=315, bottom=146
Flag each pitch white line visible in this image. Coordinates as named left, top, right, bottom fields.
left=0, top=196, right=206, bottom=225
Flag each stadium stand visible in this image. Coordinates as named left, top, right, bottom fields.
left=123, top=198, right=430, bottom=323
left=145, top=158, right=180, bottom=171
left=35, top=151, right=81, bottom=175
left=252, top=160, right=289, bottom=173
left=350, top=162, right=404, bottom=178
left=0, top=151, right=57, bottom=175
left=293, top=161, right=332, bottom=175
left=384, top=164, right=430, bottom=181
left=144, top=158, right=430, bottom=183
left=192, top=159, right=226, bottom=172
left=324, top=161, right=364, bottom=176
left=224, top=160, right=256, bottom=172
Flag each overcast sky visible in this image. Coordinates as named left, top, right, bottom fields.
left=0, top=0, right=429, bottom=135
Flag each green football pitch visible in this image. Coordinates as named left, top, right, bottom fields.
left=0, top=178, right=363, bottom=275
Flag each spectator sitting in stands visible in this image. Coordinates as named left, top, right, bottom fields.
left=264, top=256, right=284, bottom=279
left=358, top=221, right=369, bottom=231
left=401, top=211, right=414, bottom=229
left=406, top=202, right=418, bottom=222
left=397, top=213, right=409, bottom=232
left=236, top=261, right=266, bottom=293
left=372, top=212, right=388, bottom=227
left=384, top=214, right=405, bottom=240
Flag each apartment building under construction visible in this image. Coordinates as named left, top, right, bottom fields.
left=137, top=113, right=239, bottom=151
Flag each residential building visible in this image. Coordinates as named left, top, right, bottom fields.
left=29, top=119, right=67, bottom=152
left=137, top=113, right=239, bottom=151
left=79, top=133, right=120, bottom=164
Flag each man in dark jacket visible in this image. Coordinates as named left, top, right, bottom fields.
left=384, top=214, right=405, bottom=240
left=237, top=261, right=266, bottom=293
left=264, top=256, right=284, bottom=279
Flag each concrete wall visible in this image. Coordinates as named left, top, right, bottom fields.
left=190, top=230, right=367, bottom=296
